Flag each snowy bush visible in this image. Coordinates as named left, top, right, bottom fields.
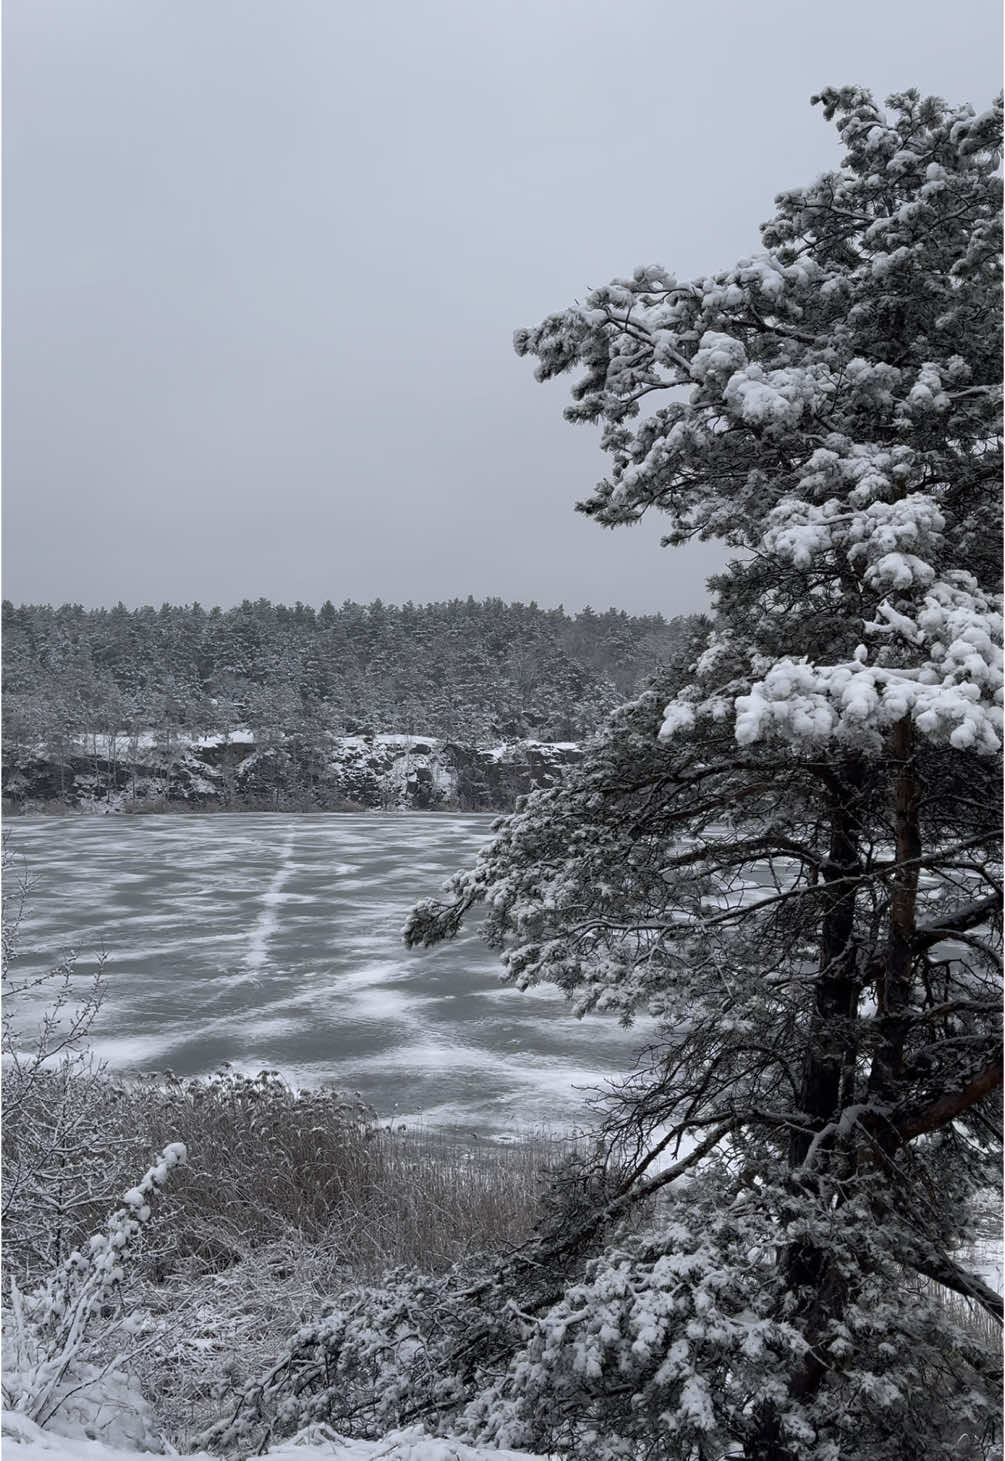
left=1, top=845, right=129, bottom=1284
left=2, top=1143, right=186, bottom=1451
left=208, top=1150, right=1002, bottom=1459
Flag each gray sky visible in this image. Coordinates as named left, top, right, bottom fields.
left=3, top=0, right=1001, bottom=616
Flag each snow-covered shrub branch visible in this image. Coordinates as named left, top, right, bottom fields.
left=3, top=1144, right=186, bottom=1449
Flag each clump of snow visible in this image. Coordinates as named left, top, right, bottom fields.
left=661, top=575, right=1002, bottom=755
left=1, top=1370, right=161, bottom=1455
left=373, top=735, right=438, bottom=749
left=190, top=730, right=257, bottom=749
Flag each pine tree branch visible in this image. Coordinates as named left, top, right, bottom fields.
left=897, top=1059, right=1003, bottom=1142
left=912, top=893, right=1002, bottom=952
left=903, top=1249, right=1003, bottom=1323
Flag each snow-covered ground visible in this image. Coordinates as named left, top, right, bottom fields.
left=4, top=812, right=651, bottom=1138
left=2, top=1412, right=547, bottom=1461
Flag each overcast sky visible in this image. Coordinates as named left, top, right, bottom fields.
left=3, top=0, right=1001, bottom=616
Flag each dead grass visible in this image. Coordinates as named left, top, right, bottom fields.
left=109, top=1067, right=562, bottom=1281
left=4, top=1064, right=564, bottom=1283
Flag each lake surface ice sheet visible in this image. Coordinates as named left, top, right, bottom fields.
left=5, top=812, right=653, bottom=1138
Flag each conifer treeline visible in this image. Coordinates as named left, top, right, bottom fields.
left=2, top=597, right=698, bottom=749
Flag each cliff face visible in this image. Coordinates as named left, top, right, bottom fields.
left=2, top=732, right=584, bottom=814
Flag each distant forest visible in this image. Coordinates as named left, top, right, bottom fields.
left=2, top=598, right=700, bottom=751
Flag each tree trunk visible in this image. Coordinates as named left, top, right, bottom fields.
left=868, top=716, right=922, bottom=1118
left=789, top=759, right=865, bottom=1167
left=749, top=765, right=866, bottom=1459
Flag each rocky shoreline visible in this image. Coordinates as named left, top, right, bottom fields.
left=2, top=731, right=584, bottom=815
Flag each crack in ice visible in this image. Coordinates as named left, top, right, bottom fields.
left=245, top=831, right=296, bottom=972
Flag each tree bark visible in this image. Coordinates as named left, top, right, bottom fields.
left=868, top=716, right=923, bottom=1116
left=789, top=758, right=865, bottom=1167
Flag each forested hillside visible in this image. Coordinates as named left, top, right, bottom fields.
left=2, top=597, right=695, bottom=748
left=1, top=599, right=700, bottom=811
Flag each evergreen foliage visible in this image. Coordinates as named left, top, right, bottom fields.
left=221, top=87, right=1003, bottom=1460
left=2, top=597, right=695, bottom=752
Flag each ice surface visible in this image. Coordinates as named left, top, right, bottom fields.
left=5, top=813, right=652, bottom=1137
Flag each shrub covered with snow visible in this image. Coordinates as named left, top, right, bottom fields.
left=3, top=1144, right=186, bottom=1451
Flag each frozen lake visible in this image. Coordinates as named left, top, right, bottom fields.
left=4, top=812, right=651, bottom=1138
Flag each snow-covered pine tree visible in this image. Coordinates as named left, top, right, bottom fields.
left=405, top=88, right=1004, bottom=1459
left=213, top=88, right=1002, bottom=1461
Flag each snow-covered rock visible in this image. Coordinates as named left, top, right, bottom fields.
left=2, top=734, right=583, bottom=815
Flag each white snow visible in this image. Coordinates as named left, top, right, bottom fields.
left=190, top=730, right=257, bottom=749
left=69, top=731, right=259, bottom=758
left=1, top=1412, right=548, bottom=1461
